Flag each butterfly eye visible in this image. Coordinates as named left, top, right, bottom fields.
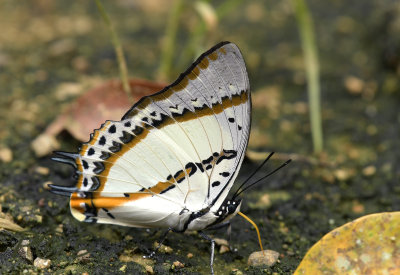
left=227, top=204, right=236, bottom=213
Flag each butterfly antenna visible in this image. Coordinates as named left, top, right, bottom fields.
left=232, top=152, right=275, bottom=199
left=233, top=158, right=292, bottom=199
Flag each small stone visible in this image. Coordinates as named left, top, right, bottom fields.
left=76, top=250, right=91, bottom=263
left=55, top=224, right=63, bottom=234
left=186, top=252, right=193, bottom=258
left=34, top=166, right=50, bottom=175
left=119, top=264, right=127, bottom=272
left=219, top=245, right=230, bottom=254
left=38, top=198, right=46, bottom=207
left=35, top=215, right=43, bottom=223
left=145, top=265, right=154, bottom=274
left=172, top=260, right=184, bottom=269
left=214, top=238, right=229, bottom=247
left=214, top=238, right=230, bottom=254
left=334, top=169, right=351, bottom=181
left=124, top=235, right=133, bottom=241
left=31, top=134, right=60, bottom=157
left=344, top=76, right=364, bottom=94
left=42, top=181, right=53, bottom=190
left=231, top=268, right=243, bottom=275
left=248, top=250, right=279, bottom=267
left=18, top=240, right=33, bottom=262
left=362, top=165, right=376, bottom=177
left=154, top=242, right=173, bottom=254
left=34, top=257, right=51, bottom=269
left=0, top=147, right=13, bottom=163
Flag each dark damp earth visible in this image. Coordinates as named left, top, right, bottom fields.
left=1, top=1, right=399, bottom=274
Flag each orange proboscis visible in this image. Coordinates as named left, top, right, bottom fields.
left=238, top=211, right=265, bottom=256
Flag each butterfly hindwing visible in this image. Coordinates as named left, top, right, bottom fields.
left=53, top=42, right=251, bottom=231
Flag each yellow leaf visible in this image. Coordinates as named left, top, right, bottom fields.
left=295, top=212, right=400, bottom=274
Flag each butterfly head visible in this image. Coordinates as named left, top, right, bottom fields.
left=215, top=198, right=243, bottom=222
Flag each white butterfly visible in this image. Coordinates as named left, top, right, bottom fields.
left=51, top=42, right=272, bottom=274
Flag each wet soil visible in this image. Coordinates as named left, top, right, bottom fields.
left=0, top=1, right=399, bottom=274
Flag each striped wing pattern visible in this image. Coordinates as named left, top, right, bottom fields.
left=53, top=42, right=251, bottom=231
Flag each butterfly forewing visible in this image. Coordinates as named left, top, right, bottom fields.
left=59, top=42, right=250, bottom=231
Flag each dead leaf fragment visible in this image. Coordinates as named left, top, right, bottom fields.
left=0, top=217, right=25, bottom=232
left=33, top=79, right=165, bottom=156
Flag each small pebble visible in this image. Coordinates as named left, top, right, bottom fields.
left=34, top=257, right=51, bottom=269
left=344, top=76, right=364, bottom=94
left=18, top=240, right=33, bottom=262
left=31, top=134, right=59, bottom=157
left=248, top=250, right=279, bottom=267
left=76, top=250, right=91, bottom=263
left=145, top=265, right=154, bottom=274
left=219, top=244, right=230, bottom=254
left=0, top=147, right=13, bottom=163
left=333, top=169, right=351, bottom=181
left=362, top=165, right=376, bottom=177
left=55, top=224, right=63, bottom=234
left=119, top=264, right=127, bottom=272
left=172, top=260, right=184, bottom=269
left=231, top=268, right=243, bottom=275
left=42, top=181, right=53, bottom=190
left=34, top=166, right=50, bottom=175
left=154, top=242, right=173, bottom=254
left=214, top=238, right=229, bottom=247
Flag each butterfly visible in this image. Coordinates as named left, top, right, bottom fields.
left=50, top=41, right=287, bottom=274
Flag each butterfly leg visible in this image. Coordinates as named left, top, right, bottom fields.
left=199, top=231, right=215, bottom=275
left=145, top=227, right=172, bottom=259
left=206, top=221, right=234, bottom=251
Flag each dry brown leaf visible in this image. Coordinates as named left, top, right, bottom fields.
left=32, top=79, right=165, bottom=157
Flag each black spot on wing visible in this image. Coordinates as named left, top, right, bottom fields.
left=219, top=172, right=230, bottom=177
left=202, top=156, right=214, bottom=165
left=212, top=181, right=220, bottom=187
left=93, top=161, right=105, bottom=174
left=100, top=151, right=110, bottom=160
left=109, top=141, right=122, bottom=153
left=99, top=136, right=106, bottom=146
left=216, top=150, right=237, bottom=165
left=196, top=163, right=204, bottom=173
left=108, top=125, right=116, bottom=133
left=88, top=148, right=95, bottom=156
left=82, top=160, right=89, bottom=169
left=90, top=176, right=100, bottom=191
left=120, top=131, right=133, bottom=143
left=185, top=162, right=197, bottom=176
left=132, top=126, right=143, bottom=136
